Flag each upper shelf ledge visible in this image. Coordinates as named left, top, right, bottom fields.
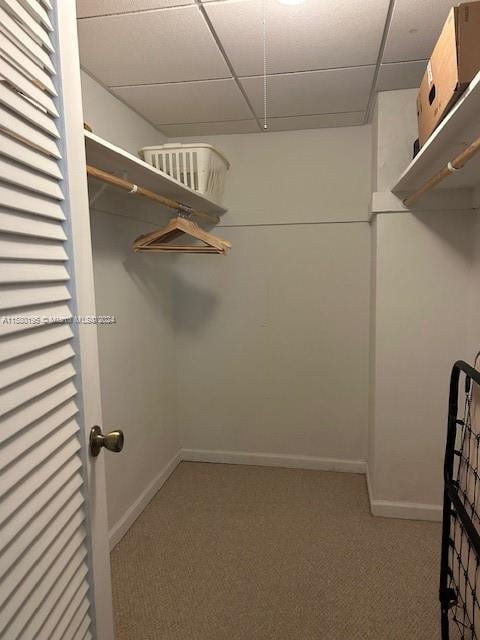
left=392, top=72, right=480, bottom=197
left=84, top=131, right=227, bottom=218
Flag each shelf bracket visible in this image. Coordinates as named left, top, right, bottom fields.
left=403, top=135, right=480, bottom=208
left=88, top=171, right=138, bottom=207
left=86, top=164, right=220, bottom=224
left=88, top=169, right=129, bottom=207
left=88, top=182, right=109, bottom=207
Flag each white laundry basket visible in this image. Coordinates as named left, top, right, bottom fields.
left=140, top=143, right=230, bottom=203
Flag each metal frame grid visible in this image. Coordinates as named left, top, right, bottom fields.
left=441, top=360, right=480, bottom=640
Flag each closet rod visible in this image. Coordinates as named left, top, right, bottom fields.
left=86, top=165, right=220, bottom=224
left=403, top=135, right=480, bottom=208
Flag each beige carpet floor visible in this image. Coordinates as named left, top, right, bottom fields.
left=111, top=462, right=442, bottom=639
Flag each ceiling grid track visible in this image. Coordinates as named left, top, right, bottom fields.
left=194, top=0, right=263, bottom=132
left=81, top=67, right=164, bottom=135
left=76, top=3, right=194, bottom=20
left=107, top=62, right=378, bottom=89
left=364, top=0, right=397, bottom=123
left=152, top=110, right=363, bottom=125
left=77, top=0, right=437, bottom=136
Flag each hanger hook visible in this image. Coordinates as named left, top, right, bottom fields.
left=177, top=204, right=194, bottom=219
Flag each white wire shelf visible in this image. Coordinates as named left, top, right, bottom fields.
left=393, top=72, right=480, bottom=196
left=84, top=131, right=227, bottom=218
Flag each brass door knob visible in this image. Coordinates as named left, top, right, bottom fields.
left=90, top=425, right=124, bottom=457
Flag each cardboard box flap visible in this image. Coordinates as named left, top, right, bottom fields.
left=458, top=2, right=480, bottom=82
left=416, top=1, right=480, bottom=146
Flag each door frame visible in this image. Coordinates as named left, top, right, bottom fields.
left=55, top=3, right=114, bottom=638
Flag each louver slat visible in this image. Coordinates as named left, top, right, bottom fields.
left=1, top=0, right=54, bottom=52
left=0, top=155, right=64, bottom=200
left=0, top=420, right=79, bottom=498
left=0, top=400, right=78, bottom=473
left=16, top=0, right=53, bottom=31
left=0, top=323, right=73, bottom=365
left=72, top=616, right=92, bottom=640
left=1, top=438, right=81, bottom=522
left=0, top=82, right=59, bottom=138
left=0, top=282, right=70, bottom=310
left=43, top=578, right=90, bottom=640
left=0, top=302, right=71, bottom=337
left=0, top=57, right=58, bottom=116
left=0, top=131, right=62, bottom=178
left=0, top=460, right=81, bottom=551
left=0, top=209, right=66, bottom=239
left=0, top=2, right=93, bottom=638
left=0, top=360, right=76, bottom=418
left=5, top=545, right=88, bottom=640
left=0, top=495, right=85, bottom=608
left=59, top=603, right=91, bottom=640
left=18, top=545, right=87, bottom=640
left=0, top=181, right=64, bottom=218
left=0, top=469, right=83, bottom=577
left=0, top=261, right=68, bottom=284
left=0, top=516, right=86, bottom=628
left=0, top=342, right=75, bottom=389
left=0, top=7, right=54, bottom=73
left=0, top=371, right=77, bottom=432
left=0, top=235, right=68, bottom=261
left=0, top=108, right=61, bottom=158
left=0, top=33, right=56, bottom=95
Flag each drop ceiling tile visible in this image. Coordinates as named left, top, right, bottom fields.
left=204, top=0, right=389, bottom=76
left=76, top=0, right=192, bottom=18
left=376, top=60, right=427, bottom=92
left=264, top=112, right=365, bottom=132
left=240, top=67, right=375, bottom=118
left=383, top=0, right=457, bottom=63
left=158, top=120, right=260, bottom=136
left=112, top=79, right=253, bottom=124
left=77, top=6, right=229, bottom=86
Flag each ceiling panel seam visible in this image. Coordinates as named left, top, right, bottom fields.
left=364, top=0, right=397, bottom=123
left=194, top=0, right=262, bottom=131
left=80, top=67, right=168, bottom=136
left=381, top=57, right=429, bottom=65
left=238, top=64, right=379, bottom=78
left=77, top=4, right=194, bottom=20
left=107, top=64, right=378, bottom=90
left=108, top=77, right=234, bottom=89
left=155, top=110, right=365, bottom=126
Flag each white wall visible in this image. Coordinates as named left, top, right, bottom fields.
left=372, top=89, right=418, bottom=193
left=196, top=127, right=372, bottom=225
left=172, top=127, right=372, bottom=468
left=81, top=72, right=179, bottom=544
left=80, top=70, right=163, bottom=155
left=82, top=71, right=480, bottom=530
left=370, top=211, right=474, bottom=510
left=467, top=215, right=480, bottom=359
left=369, top=89, right=478, bottom=519
left=81, top=73, right=372, bottom=541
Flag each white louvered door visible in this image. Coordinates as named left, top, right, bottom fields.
left=0, top=2, right=114, bottom=639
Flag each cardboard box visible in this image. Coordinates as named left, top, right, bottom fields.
left=417, top=1, right=480, bottom=146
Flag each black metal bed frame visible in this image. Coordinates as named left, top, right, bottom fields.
left=441, top=360, right=480, bottom=639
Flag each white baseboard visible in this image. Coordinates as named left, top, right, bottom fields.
left=365, top=466, right=442, bottom=522
left=369, top=499, right=442, bottom=521
left=109, top=451, right=442, bottom=550
left=180, top=448, right=367, bottom=474
left=108, top=451, right=181, bottom=550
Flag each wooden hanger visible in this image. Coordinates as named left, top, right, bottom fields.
left=133, top=216, right=232, bottom=255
